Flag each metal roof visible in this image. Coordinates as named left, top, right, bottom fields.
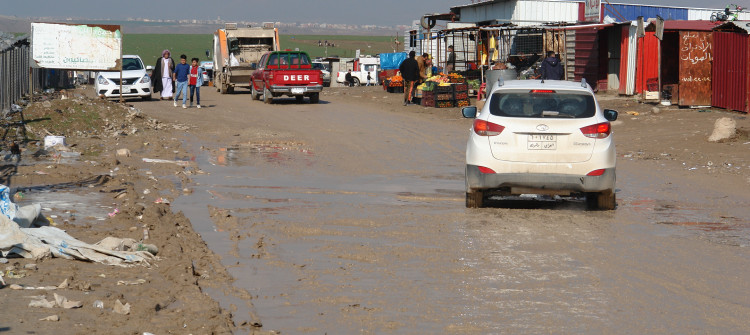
left=713, top=20, right=750, bottom=34
left=450, top=1, right=736, bottom=13
left=644, top=20, right=721, bottom=32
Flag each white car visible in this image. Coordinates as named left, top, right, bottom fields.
left=312, top=61, right=331, bottom=87
left=95, top=55, right=151, bottom=100
left=461, top=78, right=619, bottom=209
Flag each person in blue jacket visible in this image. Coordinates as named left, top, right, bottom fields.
left=173, top=54, right=191, bottom=108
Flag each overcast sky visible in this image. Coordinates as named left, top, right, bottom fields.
left=6, top=0, right=750, bottom=26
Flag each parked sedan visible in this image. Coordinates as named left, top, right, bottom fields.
left=94, top=55, right=151, bottom=100
left=461, top=78, right=618, bottom=209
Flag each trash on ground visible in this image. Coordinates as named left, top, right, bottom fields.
left=142, top=157, right=190, bottom=166
left=39, top=315, right=59, bottom=322
left=154, top=197, right=170, bottom=205
left=1, top=184, right=44, bottom=228
left=114, top=299, right=131, bottom=315
left=117, top=279, right=147, bottom=286
left=56, top=293, right=82, bottom=309
left=1, top=215, right=155, bottom=266
left=43, top=136, right=66, bottom=149
left=96, top=237, right=158, bottom=256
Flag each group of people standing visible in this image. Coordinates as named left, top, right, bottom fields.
left=398, top=50, right=434, bottom=106
left=151, top=49, right=205, bottom=108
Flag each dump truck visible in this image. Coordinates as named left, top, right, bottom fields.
left=213, top=22, right=279, bottom=94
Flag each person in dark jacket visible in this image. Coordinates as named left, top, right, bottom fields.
left=152, top=49, right=175, bottom=100
left=540, top=51, right=563, bottom=80
left=399, top=51, right=419, bottom=106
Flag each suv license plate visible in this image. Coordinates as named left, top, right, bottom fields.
left=121, top=86, right=131, bottom=92
left=291, top=88, right=305, bottom=95
left=528, top=134, right=556, bottom=150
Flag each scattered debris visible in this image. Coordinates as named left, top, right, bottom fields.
left=142, top=157, right=191, bottom=166
left=39, top=315, right=59, bottom=322
left=113, top=299, right=131, bottom=315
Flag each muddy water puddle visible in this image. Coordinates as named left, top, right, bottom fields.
left=172, top=142, right=750, bottom=333
left=174, top=144, right=471, bottom=332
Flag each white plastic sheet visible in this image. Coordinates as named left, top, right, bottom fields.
left=0, top=215, right=154, bottom=266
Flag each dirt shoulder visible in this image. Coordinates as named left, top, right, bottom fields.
left=0, top=90, right=267, bottom=334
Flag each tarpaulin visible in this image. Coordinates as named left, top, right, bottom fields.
left=380, top=52, right=408, bottom=70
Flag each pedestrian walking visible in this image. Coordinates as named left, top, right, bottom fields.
left=188, top=57, right=204, bottom=108
left=152, top=50, right=175, bottom=100
left=173, top=54, right=191, bottom=108
left=399, top=51, right=419, bottom=106
left=366, top=72, right=372, bottom=86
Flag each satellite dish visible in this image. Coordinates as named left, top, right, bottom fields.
left=420, top=16, right=436, bottom=29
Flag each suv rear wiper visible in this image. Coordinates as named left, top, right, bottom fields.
left=541, top=110, right=574, bottom=118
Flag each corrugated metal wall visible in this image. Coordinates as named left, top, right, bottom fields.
left=458, top=0, right=578, bottom=26
left=618, top=25, right=629, bottom=94
left=636, top=31, right=660, bottom=94
left=603, top=4, right=688, bottom=21
left=625, top=23, right=638, bottom=95
left=712, top=31, right=748, bottom=112
left=573, top=28, right=599, bottom=87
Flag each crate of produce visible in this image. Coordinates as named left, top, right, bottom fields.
left=436, top=93, right=454, bottom=101
left=454, top=83, right=468, bottom=92
left=435, top=84, right=453, bottom=93
left=436, top=100, right=455, bottom=108
left=454, top=91, right=469, bottom=100
left=421, top=91, right=435, bottom=106
left=449, top=77, right=466, bottom=84
left=456, top=98, right=471, bottom=108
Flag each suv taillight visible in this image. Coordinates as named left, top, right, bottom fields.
left=580, top=122, right=611, bottom=138
left=473, top=119, right=505, bottom=136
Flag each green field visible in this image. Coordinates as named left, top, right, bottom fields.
left=124, top=34, right=397, bottom=65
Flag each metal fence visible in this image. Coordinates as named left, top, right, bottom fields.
left=0, top=34, right=74, bottom=114
left=1, top=35, right=37, bottom=113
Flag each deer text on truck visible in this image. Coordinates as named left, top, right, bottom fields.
left=213, top=22, right=279, bottom=94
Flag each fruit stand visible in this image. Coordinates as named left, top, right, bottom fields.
left=416, top=73, right=469, bottom=108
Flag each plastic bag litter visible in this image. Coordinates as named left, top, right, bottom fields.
left=0, top=184, right=44, bottom=228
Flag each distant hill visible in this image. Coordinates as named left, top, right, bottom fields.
left=0, top=16, right=406, bottom=36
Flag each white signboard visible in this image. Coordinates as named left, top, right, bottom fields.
left=584, top=0, right=601, bottom=23
left=31, top=22, right=122, bottom=70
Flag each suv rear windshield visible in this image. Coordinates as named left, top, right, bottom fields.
left=489, top=90, right=596, bottom=118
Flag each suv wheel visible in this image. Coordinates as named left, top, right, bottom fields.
left=466, top=191, right=484, bottom=208
left=587, top=191, right=616, bottom=210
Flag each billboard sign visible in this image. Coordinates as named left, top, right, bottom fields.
left=31, top=22, right=121, bottom=70
left=584, top=0, right=601, bottom=23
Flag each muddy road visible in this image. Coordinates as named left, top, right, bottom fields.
left=133, top=87, right=750, bottom=334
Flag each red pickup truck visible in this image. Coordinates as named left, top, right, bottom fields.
left=250, top=50, right=324, bottom=104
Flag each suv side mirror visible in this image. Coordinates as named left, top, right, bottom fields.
left=603, top=109, right=618, bottom=121
left=462, top=106, right=478, bottom=118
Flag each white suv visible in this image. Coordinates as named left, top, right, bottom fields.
left=95, top=55, right=151, bottom=100
left=461, top=79, right=618, bottom=209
